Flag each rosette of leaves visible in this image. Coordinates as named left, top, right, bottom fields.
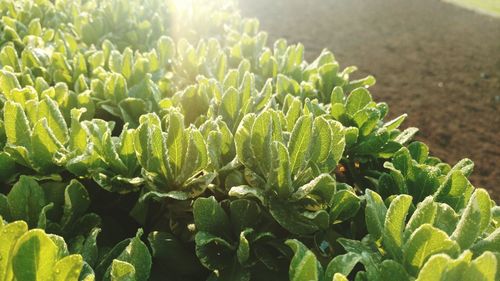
left=64, top=112, right=143, bottom=193
left=0, top=66, right=96, bottom=121
left=172, top=62, right=273, bottom=127
left=192, top=196, right=289, bottom=280
left=322, top=85, right=419, bottom=191
left=0, top=219, right=91, bottom=281
left=0, top=35, right=94, bottom=95
left=329, top=86, right=416, bottom=159
left=376, top=145, right=476, bottom=205
left=199, top=117, right=235, bottom=172
left=133, top=109, right=214, bottom=200
left=231, top=108, right=352, bottom=235
left=94, top=229, right=152, bottom=281
left=75, top=0, right=170, bottom=51
left=169, top=38, right=228, bottom=89
left=2, top=96, right=70, bottom=174
left=325, top=188, right=498, bottom=280
left=0, top=1, right=71, bottom=51
left=89, top=46, right=164, bottom=127
left=0, top=176, right=100, bottom=247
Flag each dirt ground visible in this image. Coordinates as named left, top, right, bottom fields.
left=239, top=0, right=500, bottom=200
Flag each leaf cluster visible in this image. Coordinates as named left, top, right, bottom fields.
left=0, top=0, right=497, bottom=280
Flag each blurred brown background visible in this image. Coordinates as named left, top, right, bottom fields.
left=239, top=0, right=500, bottom=200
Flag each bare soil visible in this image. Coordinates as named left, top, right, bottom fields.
left=239, top=0, right=500, bottom=200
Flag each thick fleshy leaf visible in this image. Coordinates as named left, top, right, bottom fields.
left=382, top=194, right=412, bottom=260
left=0, top=221, right=29, bottom=281
left=404, top=196, right=437, bottom=241
left=60, top=180, right=90, bottom=227
left=329, top=190, right=361, bottom=223
left=286, top=239, right=322, bottom=281
left=310, top=116, right=332, bottom=163
left=288, top=114, right=313, bottom=174
left=325, top=252, right=361, bottom=279
left=110, top=230, right=152, bottom=281
left=7, top=176, right=46, bottom=228
left=111, top=260, right=136, bottom=281
left=380, top=260, right=410, bottom=281
left=4, top=101, right=32, bottom=149
left=193, top=196, right=231, bottom=238
left=345, top=88, right=372, bottom=115
left=451, top=189, right=492, bottom=250
left=403, top=224, right=459, bottom=275
left=53, top=255, right=84, bottom=281
left=269, top=141, right=293, bottom=198
left=12, top=229, right=59, bottom=281
left=364, top=189, right=387, bottom=240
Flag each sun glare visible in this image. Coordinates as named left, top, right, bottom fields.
left=171, top=0, right=194, bottom=11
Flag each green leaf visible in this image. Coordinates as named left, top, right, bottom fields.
left=434, top=203, right=459, bottom=236
left=12, top=229, right=59, bottom=281
left=365, top=189, right=387, bottom=240
left=404, top=196, right=437, bottom=241
left=394, top=127, right=419, bottom=145
left=111, top=230, right=151, bottom=281
left=450, top=158, right=474, bottom=177
left=228, top=185, right=266, bottom=204
left=330, top=86, right=345, bottom=104
left=384, top=114, right=407, bottom=131
left=4, top=101, right=32, bottom=149
left=31, top=118, right=63, bottom=171
left=178, top=128, right=208, bottom=182
left=195, top=231, right=234, bottom=271
left=7, top=176, right=46, bottom=228
left=382, top=194, right=412, bottom=260
left=471, top=228, right=500, bottom=257
left=111, top=260, right=136, bottom=281
left=229, top=199, right=261, bottom=232
left=286, top=239, right=322, bottom=281
left=69, top=108, right=87, bottom=152
left=403, top=224, right=459, bottom=275
left=250, top=110, right=281, bottom=176
left=235, top=113, right=257, bottom=171
left=292, top=174, right=336, bottom=204
left=345, top=88, right=372, bottom=115
left=221, top=87, right=241, bottom=128
left=0, top=70, right=21, bottom=95
left=451, top=189, right=492, bottom=250
left=333, top=273, right=349, bottom=281
left=466, top=251, right=497, bottom=281
left=408, top=141, right=429, bottom=163
left=328, top=120, right=346, bottom=167
left=193, top=196, right=230, bottom=238
left=61, top=180, right=90, bottom=228
left=325, top=253, right=361, bottom=279
left=285, top=97, right=303, bottom=131
left=165, top=110, right=185, bottom=178
left=269, top=199, right=319, bottom=235
left=269, top=141, right=293, bottom=198
left=435, top=170, right=474, bottom=211
left=237, top=230, right=251, bottom=264
left=310, top=116, right=332, bottom=163
left=379, top=260, right=410, bottom=280
left=37, top=97, right=69, bottom=144
left=0, top=221, right=28, bottom=281
left=329, top=190, right=361, bottom=223
left=119, top=98, right=147, bottom=127
left=415, top=254, right=450, bottom=281
left=53, top=255, right=84, bottom=281
left=81, top=228, right=101, bottom=267
left=288, top=114, right=313, bottom=174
